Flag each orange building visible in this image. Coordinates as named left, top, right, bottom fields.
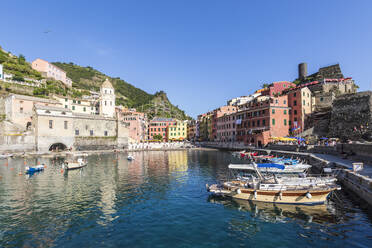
left=148, top=117, right=176, bottom=141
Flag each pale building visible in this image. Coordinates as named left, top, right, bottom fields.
left=99, top=79, right=116, bottom=118
left=53, top=95, right=98, bottom=115
left=4, top=94, right=61, bottom=131
left=31, top=58, right=72, bottom=87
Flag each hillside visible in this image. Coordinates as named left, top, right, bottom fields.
left=53, top=62, right=190, bottom=120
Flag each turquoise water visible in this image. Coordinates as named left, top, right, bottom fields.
left=0, top=150, right=371, bottom=247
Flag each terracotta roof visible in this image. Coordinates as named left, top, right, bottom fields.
left=101, top=78, right=114, bottom=89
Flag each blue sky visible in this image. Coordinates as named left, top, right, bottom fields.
left=1, top=0, right=372, bottom=118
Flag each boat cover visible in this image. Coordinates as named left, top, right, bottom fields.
left=257, top=163, right=285, bottom=170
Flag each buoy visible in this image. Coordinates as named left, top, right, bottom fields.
left=254, top=191, right=257, bottom=199
left=24, top=161, right=27, bottom=165
left=236, top=188, right=241, bottom=194
left=306, top=192, right=312, bottom=199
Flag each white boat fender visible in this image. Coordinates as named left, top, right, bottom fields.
left=279, top=191, right=282, bottom=200
left=306, top=192, right=312, bottom=199
left=254, top=190, right=257, bottom=199
left=236, top=188, right=241, bottom=194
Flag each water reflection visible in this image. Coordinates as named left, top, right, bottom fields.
left=0, top=151, right=371, bottom=248
left=208, top=195, right=340, bottom=224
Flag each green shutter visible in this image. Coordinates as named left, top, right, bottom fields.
left=272, top=119, right=275, bottom=125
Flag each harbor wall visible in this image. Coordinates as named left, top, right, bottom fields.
left=74, top=136, right=117, bottom=151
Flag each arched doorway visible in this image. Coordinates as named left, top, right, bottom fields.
left=49, top=143, right=67, bottom=152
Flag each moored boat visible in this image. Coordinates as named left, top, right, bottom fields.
left=127, top=155, right=134, bottom=161
left=25, top=164, right=45, bottom=174
left=63, top=158, right=87, bottom=170
left=207, top=163, right=340, bottom=205
left=229, top=162, right=311, bottom=174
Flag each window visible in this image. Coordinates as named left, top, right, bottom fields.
left=83, top=107, right=86, bottom=112
left=294, top=92, right=296, bottom=97
left=257, top=120, right=260, bottom=126
left=289, top=120, right=292, bottom=126
left=104, top=131, right=108, bottom=136
left=275, top=99, right=278, bottom=104
left=85, top=125, right=89, bottom=130
left=284, top=110, right=287, bottom=115
left=307, top=93, right=309, bottom=97
left=73, top=100, right=76, bottom=103
left=284, top=119, right=287, bottom=126
left=284, top=100, right=286, bottom=104
left=294, top=117, right=297, bottom=122
left=65, top=98, right=68, bottom=102
left=294, top=110, right=297, bottom=115
left=262, top=119, right=266, bottom=126
left=110, top=101, right=112, bottom=106
left=283, top=84, right=286, bottom=88
left=72, top=106, right=75, bottom=110
left=90, top=130, right=94, bottom=136
left=272, top=119, right=275, bottom=125
left=320, top=97, right=324, bottom=102
left=294, top=100, right=297, bottom=106
left=105, top=101, right=107, bottom=106
left=49, top=120, right=53, bottom=129
left=272, top=109, right=275, bottom=114
left=65, top=105, right=68, bottom=109
left=303, top=92, right=305, bottom=96
left=20, top=107, right=23, bottom=113
left=78, top=101, right=81, bottom=104
left=75, top=129, right=79, bottom=135
left=303, top=100, right=305, bottom=105
left=64, top=121, right=68, bottom=129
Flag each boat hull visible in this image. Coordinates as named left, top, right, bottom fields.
left=208, top=184, right=336, bottom=205
left=231, top=188, right=333, bottom=205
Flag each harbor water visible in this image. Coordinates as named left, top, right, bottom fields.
left=0, top=150, right=371, bottom=247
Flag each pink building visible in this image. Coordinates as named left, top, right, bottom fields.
left=216, top=112, right=237, bottom=142
left=117, top=107, right=147, bottom=143
left=211, top=105, right=237, bottom=141
left=260, top=81, right=296, bottom=96
left=31, top=58, right=72, bottom=87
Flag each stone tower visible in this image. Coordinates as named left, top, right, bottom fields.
left=99, top=78, right=115, bottom=118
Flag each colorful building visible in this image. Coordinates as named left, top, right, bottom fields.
left=187, top=120, right=197, bottom=141
left=235, top=95, right=290, bottom=147
left=168, top=120, right=187, bottom=141
left=31, top=58, right=72, bottom=87
left=287, top=87, right=312, bottom=134
left=260, top=81, right=296, bottom=96
left=118, top=107, right=147, bottom=143
left=211, top=105, right=237, bottom=141
left=148, top=117, right=175, bottom=141
left=216, top=112, right=237, bottom=142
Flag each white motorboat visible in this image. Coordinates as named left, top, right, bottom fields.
left=0, top=153, right=13, bottom=159
left=127, top=155, right=134, bottom=161
left=63, top=158, right=87, bottom=170
left=229, top=162, right=311, bottom=174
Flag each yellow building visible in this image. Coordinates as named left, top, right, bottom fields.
left=167, top=120, right=187, bottom=141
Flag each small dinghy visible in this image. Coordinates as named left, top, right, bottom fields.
left=63, top=158, right=87, bottom=170
left=0, top=153, right=13, bottom=159
left=25, top=164, right=45, bottom=174
left=127, top=155, right=134, bottom=161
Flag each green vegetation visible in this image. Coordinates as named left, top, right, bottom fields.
left=153, top=134, right=163, bottom=140
left=53, top=62, right=191, bottom=120
left=0, top=48, right=42, bottom=79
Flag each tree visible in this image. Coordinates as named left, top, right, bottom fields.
left=18, top=54, right=26, bottom=64
left=261, top=83, right=269, bottom=88
left=12, top=72, right=24, bottom=82
left=153, top=134, right=163, bottom=141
